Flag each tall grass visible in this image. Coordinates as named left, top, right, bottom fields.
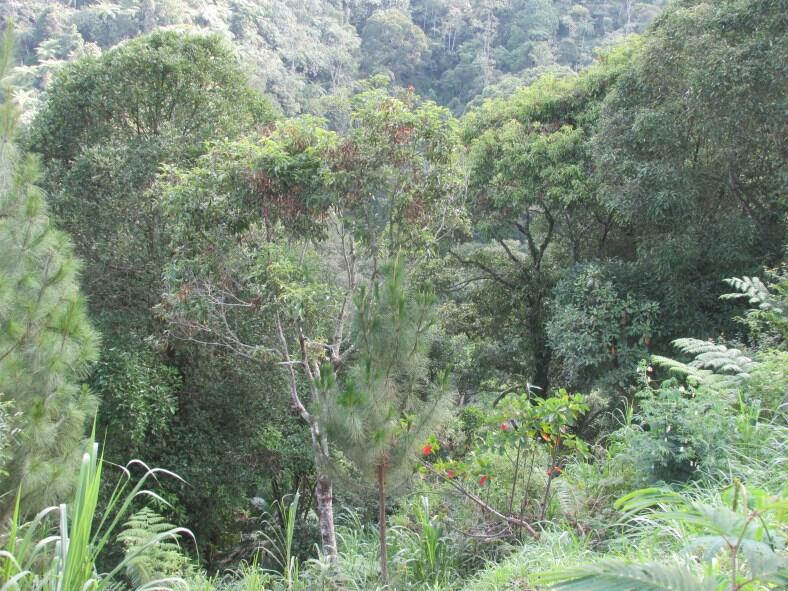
left=257, top=493, right=301, bottom=589
left=0, top=434, right=191, bottom=591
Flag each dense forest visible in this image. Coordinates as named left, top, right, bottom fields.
left=0, top=1, right=785, bottom=590
left=4, top=0, right=667, bottom=114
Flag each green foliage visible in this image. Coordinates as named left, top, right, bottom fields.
left=3, top=0, right=785, bottom=584
left=652, top=339, right=756, bottom=390
left=29, top=30, right=272, bottom=320
left=748, top=350, right=788, bottom=416
left=361, top=10, right=430, bottom=85
left=548, top=263, right=659, bottom=393
left=541, top=560, right=712, bottom=591
left=31, top=30, right=270, bottom=165
left=118, top=507, right=189, bottom=587
left=593, top=0, right=787, bottom=338
left=481, top=390, right=589, bottom=520
left=446, top=51, right=633, bottom=397
left=334, top=83, right=462, bottom=254
left=322, top=257, right=452, bottom=492
left=159, top=85, right=462, bottom=560
left=26, top=29, right=280, bottom=557
left=541, top=483, right=788, bottom=591
left=4, top=0, right=666, bottom=116
left=722, top=269, right=788, bottom=347
left=615, top=380, right=740, bottom=484
left=0, top=25, right=99, bottom=514
left=616, top=268, right=788, bottom=485
left=0, top=434, right=191, bottom=591
left=91, top=346, right=180, bottom=451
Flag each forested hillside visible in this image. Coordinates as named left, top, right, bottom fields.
left=0, top=1, right=786, bottom=591
left=4, top=0, right=665, bottom=114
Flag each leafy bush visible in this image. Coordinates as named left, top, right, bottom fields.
left=548, top=263, right=659, bottom=394
left=613, top=377, right=744, bottom=483
left=540, top=483, right=788, bottom=591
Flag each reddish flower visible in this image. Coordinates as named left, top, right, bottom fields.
left=500, top=422, right=508, bottom=431
left=479, top=475, right=489, bottom=486
left=540, top=432, right=551, bottom=442
left=422, top=444, right=433, bottom=457
left=446, top=470, right=456, bottom=479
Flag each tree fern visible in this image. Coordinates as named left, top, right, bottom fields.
left=721, top=276, right=779, bottom=312
left=541, top=485, right=788, bottom=591
left=652, top=338, right=755, bottom=389
left=653, top=270, right=787, bottom=388
left=538, top=560, right=713, bottom=591
left=721, top=272, right=787, bottom=344
left=118, top=507, right=188, bottom=587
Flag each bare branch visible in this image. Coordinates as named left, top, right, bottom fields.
left=419, top=460, right=541, bottom=540
left=276, top=313, right=312, bottom=425
left=447, top=249, right=518, bottom=290
left=496, top=237, right=525, bottom=266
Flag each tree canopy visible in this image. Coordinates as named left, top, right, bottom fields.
left=0, top=0, right=785, bottom=587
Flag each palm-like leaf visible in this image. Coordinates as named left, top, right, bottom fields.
left=721, top=276, right=779, bottom=312
left=542, top=486, right=788, bottom=591
left=652, top=338, right=755, bottom=389
left=538, top=560, right=713, bottom=591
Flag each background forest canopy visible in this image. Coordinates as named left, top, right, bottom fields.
left=0, top=0, right=786, bottom=590
left=3, top=0, right=667, bottom=115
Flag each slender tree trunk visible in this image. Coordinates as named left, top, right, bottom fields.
left=377, top=464, right=388, bottom=584
left=526, top=294, right=551, bottom=395
left=508, top=439, right=522, bottom=514
left=315, top=476, right=337, bottom=561
left=277, top=315, right=338, bottom=561
left=519, top=449, right=537, bottom=532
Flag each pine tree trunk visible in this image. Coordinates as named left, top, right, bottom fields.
left=315, top=476, right=337, bottom=561
left=377, top=464, right=388, bottom=584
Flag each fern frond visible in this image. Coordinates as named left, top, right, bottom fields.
left=118, top=507, right=187, bottom=587
left=689, top=348, right=754, bottom=373
left=554, top=478, right=586, bottom=520
left=721, top=277, right=777, bottom=311
left=670, top=339, right=724, bottom=357
left=653, top=338, right=755, bottom=390
left=650, top=355, right=709, bottom=385
left=538, top=560, right=713, bottom=591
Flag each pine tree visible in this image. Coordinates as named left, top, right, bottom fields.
left=0, top=24, right=99, bottom=515
left=321, top=256, right=452, bottom=583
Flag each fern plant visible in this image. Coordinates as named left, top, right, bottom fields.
left=539, top=482, right=788, bottom=591
left=118, top=507, right=189, bottom=587
left=653, top=271, right=787, bottom=390
left=652, top=338, right=755, bottom=390
left=721, top=277, right=782, bottom=313
left=0, top=431, right=191, bottom=591
left=721, top=272, right=787, bottom=345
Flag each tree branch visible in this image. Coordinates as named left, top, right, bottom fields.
left=276, top=312, right=312, bottom=426
left=419, top=460, right=540, bottom=540
left=447, top=249, right=518, bottom=290
left=496, top=238, right=524, bottom=266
